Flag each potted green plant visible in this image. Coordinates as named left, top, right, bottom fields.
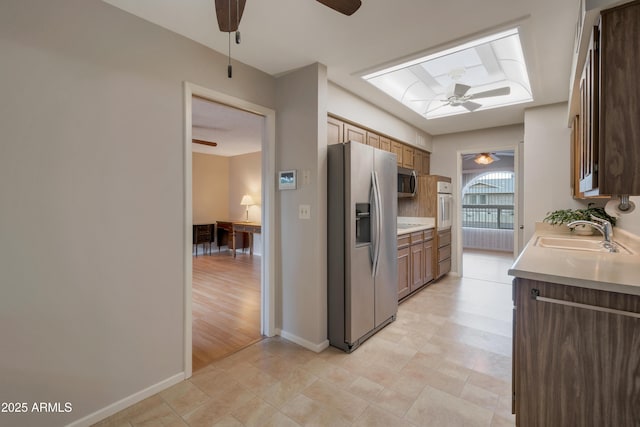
left=543, top=204, right=616, bottom=235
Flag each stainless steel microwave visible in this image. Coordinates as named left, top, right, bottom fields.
left=397, top=167, right=417, bottom=198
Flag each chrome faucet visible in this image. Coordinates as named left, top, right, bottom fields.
left=567, top=215, right=616, bottom=252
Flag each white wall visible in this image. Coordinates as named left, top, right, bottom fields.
left=275, top=63, right=329, bottom=350
left=522, top=103, right=586, bottom=242
left=328, top=83, right=433, bottom=152
left=0, top=1, right=276, bottom=425
left=431, top=124, right=525, bottom=273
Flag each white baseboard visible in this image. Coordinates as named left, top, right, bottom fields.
left=278, top=330, right=330, bottom=353
left=66, top=372, right=185, bottom=427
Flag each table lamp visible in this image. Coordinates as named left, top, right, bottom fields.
left=240, top=195, right=254, bottom=222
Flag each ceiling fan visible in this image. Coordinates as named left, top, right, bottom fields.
left=214, top=0, right=361, bottom=32
left=422, top=83, right=511, bottom=114
left=214, top=0, right=361, bottom=77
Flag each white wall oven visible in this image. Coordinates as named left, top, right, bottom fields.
left=437, top=180, right=453, bottom=229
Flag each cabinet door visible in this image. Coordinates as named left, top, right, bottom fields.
left=327, top=116, right=344, bottom=145
left=344, top=123, right=366, bottom=144
left=391, top=141, right=403, bottom=167
left=414, top=151, right=423, bottom=175
left=571, top=115, right=584, bottom=198
left=397, top=245, right=410, bottom=300
left=579, top=25, right=599, bottom=194
left=423, top=238, right=434, bottom=283
left=422, top=152, right=430, bottom=175
left=379, top=136, right=391, bottom=152
left=410, top=242, right=424, bottom=292
left=402, top=146, right=415, bottom=169
left=366, top=132, right=380, bottom=149
left=514, top=278, right=640, bottom=426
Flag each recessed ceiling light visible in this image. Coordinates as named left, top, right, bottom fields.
left=362, top=28, right=533, bottom=120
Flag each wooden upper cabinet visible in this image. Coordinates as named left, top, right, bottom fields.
left=366, top=132, right=380, bottom=149
left=379, top=136, right=391, bottom=152
left=576, top=1, right=640, bottom=196
left=402, top=145, right=414, bottom=169
left=391, top=141, right=403, bottom=167
left=344, top=123, right=366, bottom=144
left=414, top=151, right=423, bottom=175
left=327, top=116, right=344, bottom=145
left=596, top=1, right=640, bottom=195
left=422, top=151, right=431, bottom=175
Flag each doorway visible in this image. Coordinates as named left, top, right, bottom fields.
left=457, top=149, right=519, bottom=284
left=183, top=82, right=276, bottom=378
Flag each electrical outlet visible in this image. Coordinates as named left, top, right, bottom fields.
left=299, top=204, right=311, bottom=219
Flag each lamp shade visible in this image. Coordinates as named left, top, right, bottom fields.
left=240, top=195, right=254, bottom=206
left=474, top=153, right=495, bottom=165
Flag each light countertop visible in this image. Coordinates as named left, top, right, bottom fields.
left=509, top=223, right=640, bottom=296
left=397, top=217, right=435, bottom=236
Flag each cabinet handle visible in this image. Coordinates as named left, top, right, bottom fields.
left=531, top=288, right=640, bottom=319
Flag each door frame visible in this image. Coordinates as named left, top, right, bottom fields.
left=455, top=144, right=521, bottom=277
left=183, top=82, right=276, bottom=378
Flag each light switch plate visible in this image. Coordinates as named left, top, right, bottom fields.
left=299, top=204, right=311, bottom=219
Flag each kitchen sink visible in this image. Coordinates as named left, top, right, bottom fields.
left=535, top=236, right=633, bottom=254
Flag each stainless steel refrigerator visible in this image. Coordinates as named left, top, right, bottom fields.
left=328, top=141, right=398, bottom=352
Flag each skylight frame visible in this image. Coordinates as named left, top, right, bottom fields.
left=362, top=28, right=533, bottom=120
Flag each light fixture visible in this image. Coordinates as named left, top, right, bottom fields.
left=240, top=194, right=254, bottom=221
left=474, top=153, right=495, bottom=165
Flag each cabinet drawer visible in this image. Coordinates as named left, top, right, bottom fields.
left=438, top=244, right=451, bottom=262
left=438, top=230, right=452, bottom=247
left=397, top=235, right=410, bottom=249
left=438, top=258, right=451, bottom=277
left=410, top=231, right=424, bottom=244
left=424, top=229, right=434, bottom=240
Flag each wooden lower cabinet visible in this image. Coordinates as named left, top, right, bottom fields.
left=397, top=235, right=411, bottom=300
left=398, top=229, right=434, bottom=301
left=436, top=229, right=452, bottom=278
left=513, top=277, right=640, bottom=426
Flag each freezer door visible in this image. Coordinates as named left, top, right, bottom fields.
left=373, top=149, right=398, bottom=327
left=345, top=142, right=376, bottom=344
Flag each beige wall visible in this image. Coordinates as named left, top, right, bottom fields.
left=228, top=152, right=262, bottom=223
left=0, top=1, right=275, bottom=425
left=192, top=153, right=229, bottom=224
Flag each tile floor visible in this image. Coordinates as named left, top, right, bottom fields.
left=95, top=263, right=516, bottom=426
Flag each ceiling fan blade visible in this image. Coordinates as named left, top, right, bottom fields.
left=468, top=86, right=511, bottom=100
left=214, top=0, right=246, bottom=32
left=453, top=83, right=471, bottom=98
left=462, top=101, right=482, bottom=112
left=316, top=0, right=362, bottom=16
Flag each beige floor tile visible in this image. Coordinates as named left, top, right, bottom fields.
left=352, top=405, right=412, bottom=427
left=93, top=395, right=165, bottom=426
left=302, top=358, right=358, bottom=389
left=230, top=396, right=278, bottom=427
left=129, top=402, right=187, bottom=427
left=258, top=366, right=318, bottom=408
left=301, top=379, right=368, bottom=422
left=405, top=385, right=494, bottom=427
left=491, top=412, right=516, bottom=427
left=347, top=376, right=385, bottom=401
left=280, top=394, right=351, bottom=427
left=159, top=380, right=209, bottom=416
left=466, top=370, right=512, bottom=396
left=211, top=415, right=244, bottom=427
left=225, top=361, right=279, bottom=392
left=460, top=382, right=500, bottom=412
left=370, top=387, right=415, bottom=418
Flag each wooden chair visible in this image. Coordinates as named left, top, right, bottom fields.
left=193, top=224, right=214, bottom=256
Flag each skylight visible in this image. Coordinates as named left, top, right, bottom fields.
left=362, top=28, right=533, bottom=119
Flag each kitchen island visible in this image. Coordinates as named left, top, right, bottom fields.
left=508, top=223, right=640, bottom=426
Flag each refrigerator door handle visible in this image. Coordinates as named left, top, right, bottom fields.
left=369, top=173, right=376, bottom=271
left=372, top=171, right=382, bottom=277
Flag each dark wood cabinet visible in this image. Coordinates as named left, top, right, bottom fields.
left=576, top=1, right=640, bottom=197
left=410, top=232, right=424, bottom=292
left=423, top=231, right=434, bottom=284
left=513, top=277, right=640, bottom=426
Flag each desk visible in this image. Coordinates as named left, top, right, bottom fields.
left=192, top=224, right=215, bottom=256
left=216, top=221, right=261, bottom=258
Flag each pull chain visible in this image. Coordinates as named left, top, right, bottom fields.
left=227, top=0, right=232, bottom=78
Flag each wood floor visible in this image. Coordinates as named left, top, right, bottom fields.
left=192, top=249, right=262, bottom=372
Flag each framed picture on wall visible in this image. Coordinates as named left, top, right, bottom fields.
left=278, top=170, right=297, bottom=190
